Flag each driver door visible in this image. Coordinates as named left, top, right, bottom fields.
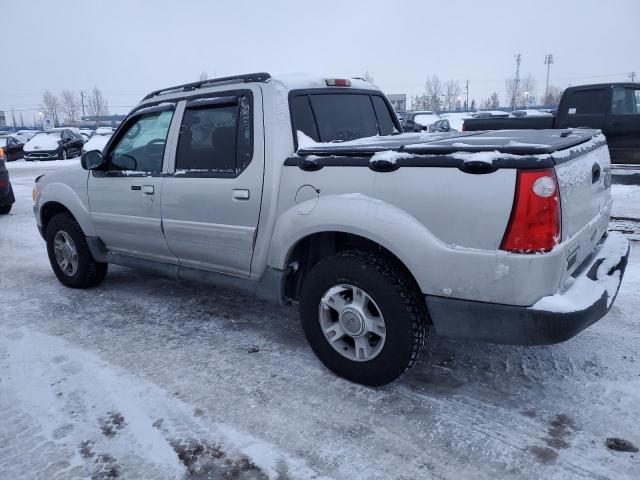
left=88, top=105, right=178, bottom=264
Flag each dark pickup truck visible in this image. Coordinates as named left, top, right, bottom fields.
left=463, top=83, right=640, bottom=165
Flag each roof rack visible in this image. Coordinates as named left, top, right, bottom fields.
left=142, top=72, right=271, bottom=100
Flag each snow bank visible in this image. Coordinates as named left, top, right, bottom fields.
left=6, top=158, right=80, bottom=170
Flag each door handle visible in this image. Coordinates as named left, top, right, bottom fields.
left=131, top=185, right=154, bottom=194
left=232, top=189, right=250, bottom=200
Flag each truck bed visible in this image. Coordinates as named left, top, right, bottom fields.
left=296, top=129, right=603, bottom=165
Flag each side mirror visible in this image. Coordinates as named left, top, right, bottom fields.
left=81, top=150, right=105, bottom=170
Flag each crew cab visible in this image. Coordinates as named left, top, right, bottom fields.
left=463, top=83, right=640, bottom=165
left=32, top=73, right=630, bottom=386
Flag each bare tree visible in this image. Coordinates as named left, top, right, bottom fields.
left=60, top=90, right=79, bottom=125
left=41, top=90, right=60, bottom=125
left=541, top=85, right=563, bottom=106
left=199, top=71, right=208, bottom=81
left=443, top=80, right=461, bottom=112
left=422, top=75, right=444, bottom=112
left=521, top=74, right=536, bottom=107
left=86, top=86, right=109, bottom=117
left=483, top=92, right=500, bottom=109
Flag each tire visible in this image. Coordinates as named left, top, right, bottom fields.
left=45, top=213, right=108, bottom=288
left=0, top=204, right=11, bottom=215
left=300, top=250, right=429, bottom=386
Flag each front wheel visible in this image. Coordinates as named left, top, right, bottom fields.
left=300, top=250, right=429, bottom=386
left=46, top=213, right=108, bottom=288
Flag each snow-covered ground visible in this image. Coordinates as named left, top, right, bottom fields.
left=1, top=161, right=639, bottom=479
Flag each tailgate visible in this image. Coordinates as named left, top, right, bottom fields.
left=553, top=135, right=612, bottom=276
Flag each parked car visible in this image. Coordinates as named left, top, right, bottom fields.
left=82, top=131, right=112, bottom=154
left=0, top=134, right=25, bottom=161
left=23, top=129, right=84, bottom=161
left=14, top=129, right=40, bottom=143
left=463, top=83, right=640, bottom=164
left=428, top=119, right=454, bottom=132
left=0, top=151, right=15, bottom=214
left=402, top=110, right=441, bottom=131
left=32, top=72, right=630, bottom=386
left=79, top=128, right=95, bottom=138
left=510, top=109, right=554, bottom=118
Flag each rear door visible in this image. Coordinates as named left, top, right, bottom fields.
left=607, top=85, right=640, bottom=164
left=88, top=105, right=178, bottom=263
left=160, top=87, right=264, bottom=277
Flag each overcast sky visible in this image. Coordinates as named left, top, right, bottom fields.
left=1, top=0, right=638, bottom=120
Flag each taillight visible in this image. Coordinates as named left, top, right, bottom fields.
left=325, top=78, right=351, bottom=87
left=500, top=168, right=561, bottom=253
left=0, top=147, right=5, bottom=160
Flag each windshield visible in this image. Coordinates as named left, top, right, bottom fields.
left=31, top=132, right=61, bottom=141
left=291, top=92, right=398, bottom=144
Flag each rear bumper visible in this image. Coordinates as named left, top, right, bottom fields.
left=427, top=232, right=630, bottom=345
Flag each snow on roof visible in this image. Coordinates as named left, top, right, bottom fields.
left=270, top=73, right=380, bottom=92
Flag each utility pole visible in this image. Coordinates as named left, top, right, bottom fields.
left=511, top=53, right=521, bottom=110
left=80, top=90, right=86, bottom=117
left=544, top=54, right=553, bottom=104
left=465, top=80, right=469, bottom=111
left=629, top=72, right=637, bottom=82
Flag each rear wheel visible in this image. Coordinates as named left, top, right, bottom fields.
left=300, top=250, right=429, bottom=386
left=0, top=204, right=11, bottom=215
left=46, top=213, right=107, bottom=288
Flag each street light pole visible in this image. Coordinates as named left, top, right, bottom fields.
left=544, top=54, right=553, bottom=104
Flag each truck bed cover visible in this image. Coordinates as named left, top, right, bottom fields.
left=297, top=129, right=604, bottom=158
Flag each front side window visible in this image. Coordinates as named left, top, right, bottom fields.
left=109, top=109, right=174, bottom=172
left=611, top=87, right=640, bottom=114
left=174, top=95, right=252, bottom=176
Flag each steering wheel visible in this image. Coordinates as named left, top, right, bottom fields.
left=144, top=138, right=166, bottom=156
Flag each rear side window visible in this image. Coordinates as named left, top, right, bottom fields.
left=372, top=96, right=395, bottom=135
left=291, top=92, right=397, bottom=144
left=611, top=87, right=640, bottom=114
left=566, top=89, right=607, bottom=115
left=175, top=95, right=253, bottom=176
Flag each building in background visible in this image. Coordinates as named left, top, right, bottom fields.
left=387, top=94, right=407, bottom=118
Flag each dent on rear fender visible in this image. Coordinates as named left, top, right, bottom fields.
left=268, top=194, right=565, bottom=306
left=268, top=193, right=444, bottom=269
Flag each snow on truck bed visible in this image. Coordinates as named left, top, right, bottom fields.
left=296, top=129, right=604, bottom=159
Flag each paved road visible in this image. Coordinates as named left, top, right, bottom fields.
left=1, top=160, right=639, bottom=479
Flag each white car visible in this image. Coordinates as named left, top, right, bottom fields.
left=82, top=132, right=112, bottom=154
left=510, top=109, right=554, bottom=118
left=14, top=130, right=40, bottom=143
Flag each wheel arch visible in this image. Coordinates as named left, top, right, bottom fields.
left=281, top=230, right=424, bottom=305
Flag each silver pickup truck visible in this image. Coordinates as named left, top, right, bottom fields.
left=32, top=73, right=630, bottom=386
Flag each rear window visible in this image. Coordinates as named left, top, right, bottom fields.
left=291, top=92, right=397, bottom=144
left=566, top=89, right=607, bottom=115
